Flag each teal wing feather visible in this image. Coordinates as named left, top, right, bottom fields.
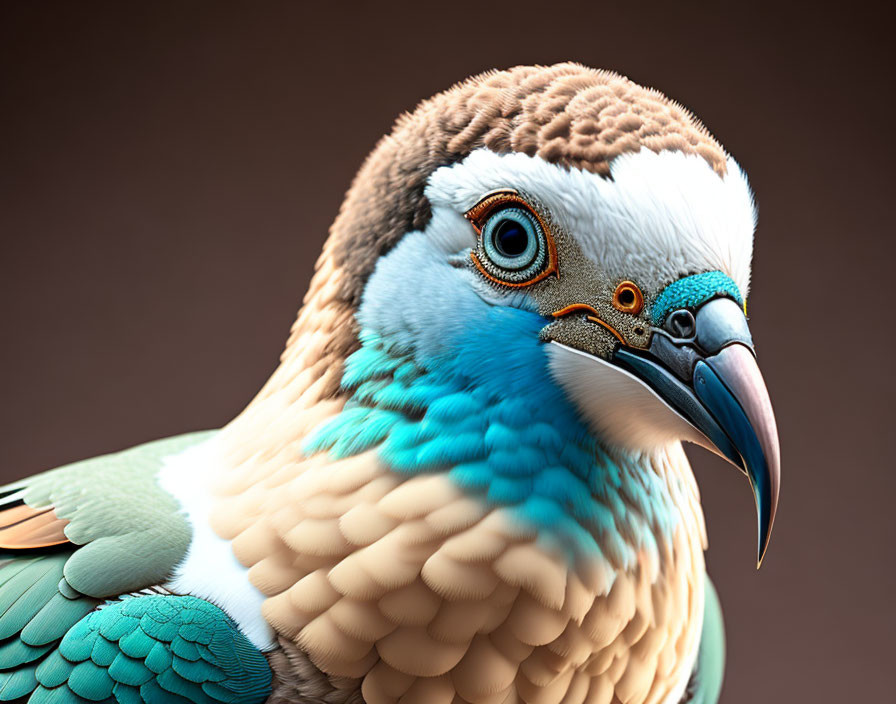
left=26, top=595, right=271, bottom=704
left=0, top=432, right=215, bottom=597
left=0, top=556, right=100, bottom=701
left=685, top=574, right=726, bottom=704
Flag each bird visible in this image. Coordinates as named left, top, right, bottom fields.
left=0, top=63, right=780, bottom=704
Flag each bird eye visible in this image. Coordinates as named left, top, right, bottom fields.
left=482, top=208, right=540, bottom=270
left=465, top=191, right=557, bottom=287
left=612, top=281, right=644, bottom=315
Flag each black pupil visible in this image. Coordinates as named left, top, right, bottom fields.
left=619, top=289, right=635, bottom=305
left=493, top=218, right=529, bottom=257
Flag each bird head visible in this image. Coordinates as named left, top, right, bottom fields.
left=301, top=63, right=780, bottom=565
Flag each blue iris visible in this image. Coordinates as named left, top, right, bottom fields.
left=482, top=207, right=541, bottom=271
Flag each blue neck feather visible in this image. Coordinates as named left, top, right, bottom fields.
left=304, top=303, right=679, bottom=567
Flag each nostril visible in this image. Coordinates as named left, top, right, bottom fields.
left=668, top=310, right=696, bottom=338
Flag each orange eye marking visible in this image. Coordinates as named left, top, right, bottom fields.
left=551, top=303, right=626, bottom=344
left=612, top=281, right=644, bottom=315
left=464, top=189, right=522, bottom=230
left=464, top=189, right=558, bottom=288
left=552, top=303, right=600, bottom=318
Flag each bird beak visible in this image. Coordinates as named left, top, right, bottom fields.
left=612, top=297, right=781, bottom=566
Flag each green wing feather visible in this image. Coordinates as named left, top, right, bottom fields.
left=0, top=556, right=99, bottom=701
left=686, top=574, right=726, bottom=704
left=29, top=595, right=271, bottom=704
left=3, top=432, right=214, bottom=597
left=0, top=557, right=270, bottom=703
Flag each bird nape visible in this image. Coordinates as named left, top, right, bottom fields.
left=0, top=63, right=780, bottom=704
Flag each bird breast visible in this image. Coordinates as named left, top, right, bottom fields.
left=214, top=442, right=706, bottom=704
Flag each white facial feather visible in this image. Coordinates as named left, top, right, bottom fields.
left=359, top=207, right=533, bottom=358
left=547, top=342, right=718, bottom=453
left=426, top=148, right=757, bottom=297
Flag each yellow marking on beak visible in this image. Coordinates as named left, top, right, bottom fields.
left=552, top=304, right=626, bottom=344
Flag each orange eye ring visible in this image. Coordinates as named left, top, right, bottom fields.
left=612, top=281, right=644, bottom=315
left=465, top=189, right=558, bottom=288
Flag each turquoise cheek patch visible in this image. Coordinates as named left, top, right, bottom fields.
left=651, top=271, right=743, bottom=326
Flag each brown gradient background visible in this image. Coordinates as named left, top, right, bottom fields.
left=1, top=2, right=893, bottom=702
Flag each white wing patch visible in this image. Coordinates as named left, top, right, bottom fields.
left=158, top=438, right=276, bottom=651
